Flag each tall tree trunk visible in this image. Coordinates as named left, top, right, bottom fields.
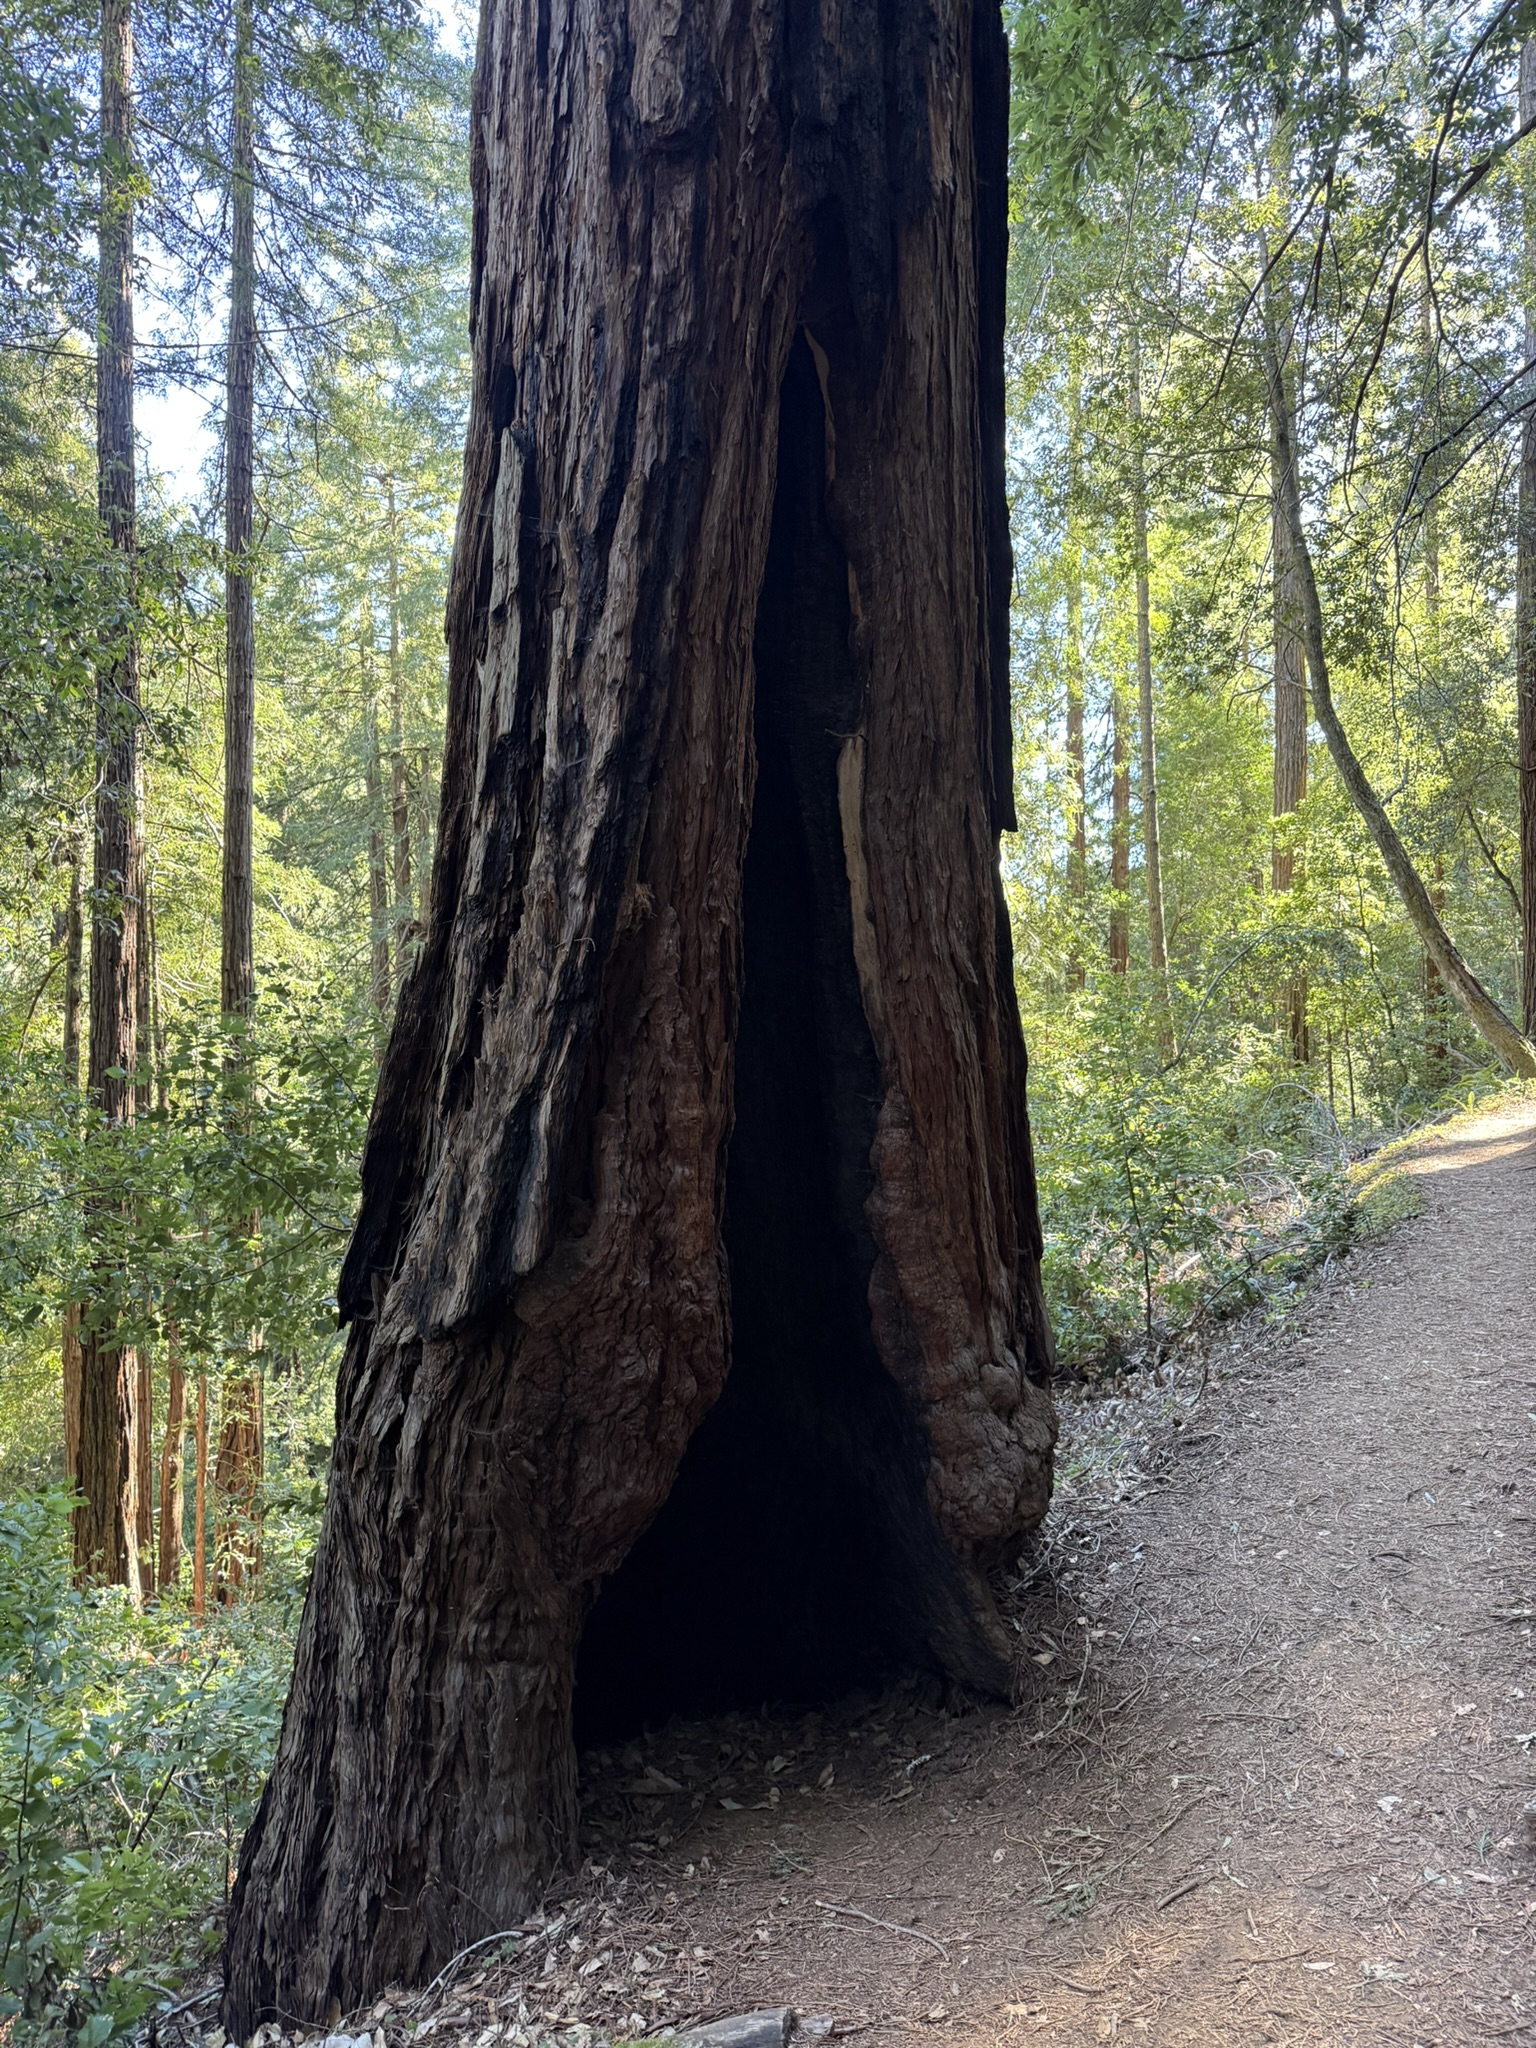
left=1518, top=38, right=1536, bottom=1037
left=62, top=845, right=83, bottom=1085
left=364, top=672, right=391, bottom=1018
left=1109, top=672, right=1130, bottom=972
left=75, top=0, right=143, bottom=1593
left=223, top=0, right=255, bottom=1026
left=1265, top=333, right=1536, bottom=1075
left=135, top=1348, right=154, bottom=1593
left=131, top=838, right=154, bottom=1594
left=134, top=835, right=152, bottom=1116
left=1127, top=333, right=1171, bottom=1046
left=224, top=0, right=1055, bottom=2024
left=1271, top=411, right=1309, bottom=1064
left=386, top=475, right=413, bottom=967
left=1065, top=360, right=1086, bottom=989
left=217, top=0, right=264, bottom=1589
left=214, top=1373, right=261, bottom=1597
left=148, top=869, right=167, bottom=1110
left=192, top=1371, right=208, bottom=1620
left=158, top=1329, right=185, bottom=1590
left=1266, top=118, right=1309, bottom=1064
left=1270, top=449, right=1309, bottom=882
left=61, top=843, right=83, bottom=1485
left=1421, top=412, right=1448, bottom=1073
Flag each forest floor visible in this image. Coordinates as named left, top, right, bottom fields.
left=325, top=1097, right=1536, bottom=2048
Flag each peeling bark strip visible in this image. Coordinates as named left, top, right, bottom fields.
left=224, top=0, right=1054, bottom=2026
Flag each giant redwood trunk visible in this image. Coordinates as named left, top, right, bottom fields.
left=224, top=0, right=1055, bottom=2025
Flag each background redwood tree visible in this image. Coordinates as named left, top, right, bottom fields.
left=223, top=0, right=1056, bottom=2024
left=73, top=0, right=144, bottom=1591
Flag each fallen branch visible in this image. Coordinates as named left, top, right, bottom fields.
left=1156, top=1875, right=1207, bottom=1910
left=814, top=1900, right=949, bottom=1959
left=410, top=1924, right=539, bottom=2009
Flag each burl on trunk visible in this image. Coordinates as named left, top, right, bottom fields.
left=224, top=0, right=1054, bottom=2023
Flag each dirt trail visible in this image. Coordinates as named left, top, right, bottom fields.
left=421, top=1100, right=1536, bottom=2048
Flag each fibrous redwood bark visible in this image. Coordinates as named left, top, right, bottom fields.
left=224, top=0, right=1055, bottom=2025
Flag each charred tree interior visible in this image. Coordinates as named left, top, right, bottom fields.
left=577, top=336, right=980, bottom=1738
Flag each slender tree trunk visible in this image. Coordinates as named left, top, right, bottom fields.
left=1065, top=362, right=1086, bottom=989
left=134, top=1348, right=153, bottom=1592
left=148, top=869, right=167, bottom=1110
left=75, top=0, right=143, bottom=1593
left=1109, top=672, right=1130, bottom=972
left=1421, top=436, right=1449, bottom=1072
left=386, top=476, right=413, bottom=968
left=214, top=1373, right=261, bottom=1597
left=1265, top=120, right=1309, bottom=1064
left=130, top=853, right=153, bottom=1593
left=158, top=1329, right=185, bottom=1590
left=1270, top=463, right=1309, bottom=883
left=62, top=847, right=83, bottom=1085
left=364, top=665, right=391, bottom=1019
left=1264, top=333, right=1536, bottom=1075
left=217, top=0, right=264, bottom=1591
left=192, top=1371, right=208, bottom=1620
left=1127, top=334, right=1171, bottom=1046
left=1271, top=413, right=1309, bottom=1064
left=224, top=0, right=1055, bottom=2023
left=62, top=1306, right=83, bottom=1487
left=222, top=0, right=256, bottom=1029
left=134, top=839, right=152, bottom=1116
left=1518, top=39, right=1536, bottom=1036
left=61, top=845, right=84, bottom=1485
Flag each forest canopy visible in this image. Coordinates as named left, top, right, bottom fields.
left=1, top=0, right=1533, bottom=2032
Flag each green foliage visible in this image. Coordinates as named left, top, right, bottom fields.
left=0, top=1494, right=295, bottom=2044
left=1009, top=0, right=1186, bottom=201
left=1005, top=0, right=1535, bottom=1381
left=0, top=0, right=95, bottom=321
left=1020, top=982, right=1357, bottom=1369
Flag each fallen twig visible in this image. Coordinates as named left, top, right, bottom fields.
left=1129, top=1795, right=1205, bottom=1863
left=411, top=1924, right=539, bottom=2009
left=814, top=1900, right=949, bottom=1959
left=155, top=1987, right=220, bottom=2020
left=1156, top=1875, right=1207, bottom=1910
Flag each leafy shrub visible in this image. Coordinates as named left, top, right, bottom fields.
left=1027, top=1001, right=1359, bottom=1370
left=0, top=1493, right=294, bottom=2045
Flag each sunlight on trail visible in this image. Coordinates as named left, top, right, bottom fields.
left=1397, top=1100, right=1536, bottom=1178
